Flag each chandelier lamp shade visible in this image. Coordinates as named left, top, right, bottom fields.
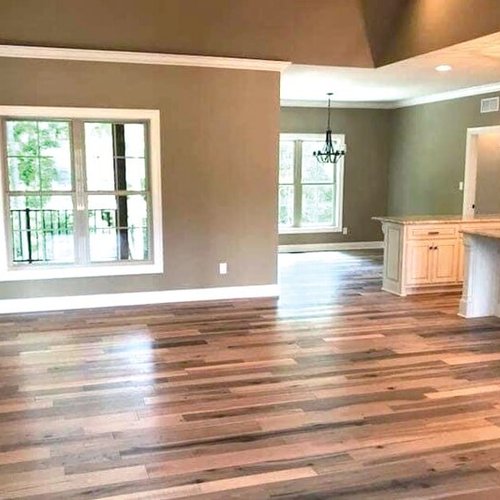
left=313, top=92, right=346, bottom=164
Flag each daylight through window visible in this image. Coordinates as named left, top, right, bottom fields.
left=278, top=134, right=344, bottom=232
left=3, top=117, right=152, bottom=268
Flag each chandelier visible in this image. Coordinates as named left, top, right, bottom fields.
left=313, top=92, right=346, bottom=164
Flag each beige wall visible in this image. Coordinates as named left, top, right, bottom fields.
left=388, top=93, right=500, bottom=215
left=280, top=107, right=391, bottom=245
left=0, top=58, right=280, bottom=299
left=476, top=132, right=500, bottom=214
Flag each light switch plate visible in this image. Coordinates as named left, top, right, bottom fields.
left=219, top=262, right=228, bottom=275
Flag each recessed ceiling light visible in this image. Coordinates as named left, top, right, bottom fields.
left=435, top=64, right=452, bottom=72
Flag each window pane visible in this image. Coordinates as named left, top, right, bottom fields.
left=302, top=185, right=335, bottom=226
left=9, top=195, right=74, bottom=264
left=88, top=194, right=149, bottom=262
left=124, top=158, right=147, bottom=191
left=126, top=195, right=149, bottom=260
left=6, top=120, right=72, bottom=191
left=88, top=195, right=117, bottom=261
left=278, top=185, right=294, bottom=227
left=279, top=141, right=294, bottom=184
left=8, top=157, right=39, bottom=191
left=85, top=122, right=147, bottom=191
left=6, top=120, right=39, bottom=157
left=85, top=123, right=115, bottom=191
left=124, top=123, right=146, bottom=158
left=301, top=141, right=334, bottom=183
left=38, top=122, right=72, bottom=191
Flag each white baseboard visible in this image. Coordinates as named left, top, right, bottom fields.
left=278, top=241, right=384, bottom=253
left=0, top=284, right=279, bottom=315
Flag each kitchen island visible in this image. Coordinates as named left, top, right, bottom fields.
left=374, top=215, right=500, bottom=296
left=459, top=229, right=500, bottom=318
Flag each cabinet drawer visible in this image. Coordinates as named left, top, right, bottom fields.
left=407, top=225, right=457, bottom=240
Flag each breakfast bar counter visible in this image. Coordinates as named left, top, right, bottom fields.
left=373, top=215, right=500, bottom=296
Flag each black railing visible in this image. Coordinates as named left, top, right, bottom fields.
left=10, top=208, right=116, bottom=263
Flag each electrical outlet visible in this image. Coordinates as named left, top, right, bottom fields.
left=342, top=227, right=348, bottom=235
left=219, top=262, right=228, bottom=275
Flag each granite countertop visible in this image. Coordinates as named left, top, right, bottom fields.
left=373, top=215, right=500, bottom=225
left=461, top=228, right=500, bottom=240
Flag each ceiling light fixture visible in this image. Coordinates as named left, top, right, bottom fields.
left=313, top=92, right=346, bottom=164
left=435, top=64, right=452, bottom=72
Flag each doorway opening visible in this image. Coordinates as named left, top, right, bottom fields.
left=463, top=125, right=500, bottom=216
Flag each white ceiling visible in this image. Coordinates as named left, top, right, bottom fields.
left=281, top=32, right=500, bottom=108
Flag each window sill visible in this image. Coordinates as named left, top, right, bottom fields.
left=0, top=262, right=163, bottom=282
left=279, top=227, right=342, bottom=235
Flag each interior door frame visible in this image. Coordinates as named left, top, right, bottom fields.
left=463, top=125, right=500, bottom=216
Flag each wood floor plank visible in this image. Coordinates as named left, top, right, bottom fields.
left=1, top=250, right=500, bottom=498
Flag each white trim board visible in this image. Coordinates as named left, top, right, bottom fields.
left=280, top=99, right=394, bottom=109
left=0, top=284, right=279, bottom=314
left=1, top=45, right=499, bottom=105
left=395, top=82, right=500, bottom=108
left=278, top=241, right=384, bottom=253
left=281, top=82, right=500, bottom=110
left=0, top=44, right=290, bottom=73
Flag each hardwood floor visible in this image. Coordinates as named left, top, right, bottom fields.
left=2, top=250, right=500, bottom=498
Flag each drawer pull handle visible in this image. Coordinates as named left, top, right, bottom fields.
left=428, top=231, right=440, bottom=235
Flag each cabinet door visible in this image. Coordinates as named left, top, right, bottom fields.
left=406, top=241, right=432, bottom=285
left=432, top=239, right=459, bottom=284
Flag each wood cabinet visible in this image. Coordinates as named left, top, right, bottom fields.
left=406, top=240, right=433, bottom=285
left=405, top=238, right=458, bottom=286
left=433, top=239, right=459, bottom=284
left=374, top=216, right=500, bottom=296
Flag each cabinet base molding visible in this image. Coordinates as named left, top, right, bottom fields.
left=278, top=241, right=383, bottom=253
left=384, top=284, right=462, bottom=297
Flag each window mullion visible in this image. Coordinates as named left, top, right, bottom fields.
left=72, top=120, right=89, bottom=265
left=294, top=140, right=302, bottom=228
left=0, top=117, right=13, bottom=269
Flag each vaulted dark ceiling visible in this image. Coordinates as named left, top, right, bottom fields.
left=376, top=0, right=500, bottom=66
left=0, top=0, right=499, bottom=68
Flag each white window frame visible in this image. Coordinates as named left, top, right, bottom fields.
left=278, top=133, right=345, bottom=234
left=0, top=106, right=163, bottom=281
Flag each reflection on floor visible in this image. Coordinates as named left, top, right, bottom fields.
left=1, top=250, right=500, bottom=498
left=279, top=250, right=383, bottom=306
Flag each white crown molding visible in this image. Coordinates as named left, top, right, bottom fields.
left=278, top=241, right=384, bottom=253
left=2, top=45, right=499, bottom=106
left=0, top=284, right=280, bottom=314
left=0, top=44, right=291, bottom=73
left=280, top=99, right=394, bottom=109
left=282, top=82, right=500, bottom=110
left=393, top=81, right=500, bottom=108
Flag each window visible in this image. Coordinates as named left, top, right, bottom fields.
left=278, top=134, right=344, bottom=233
left=0, top=107, right=162, bottom=280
